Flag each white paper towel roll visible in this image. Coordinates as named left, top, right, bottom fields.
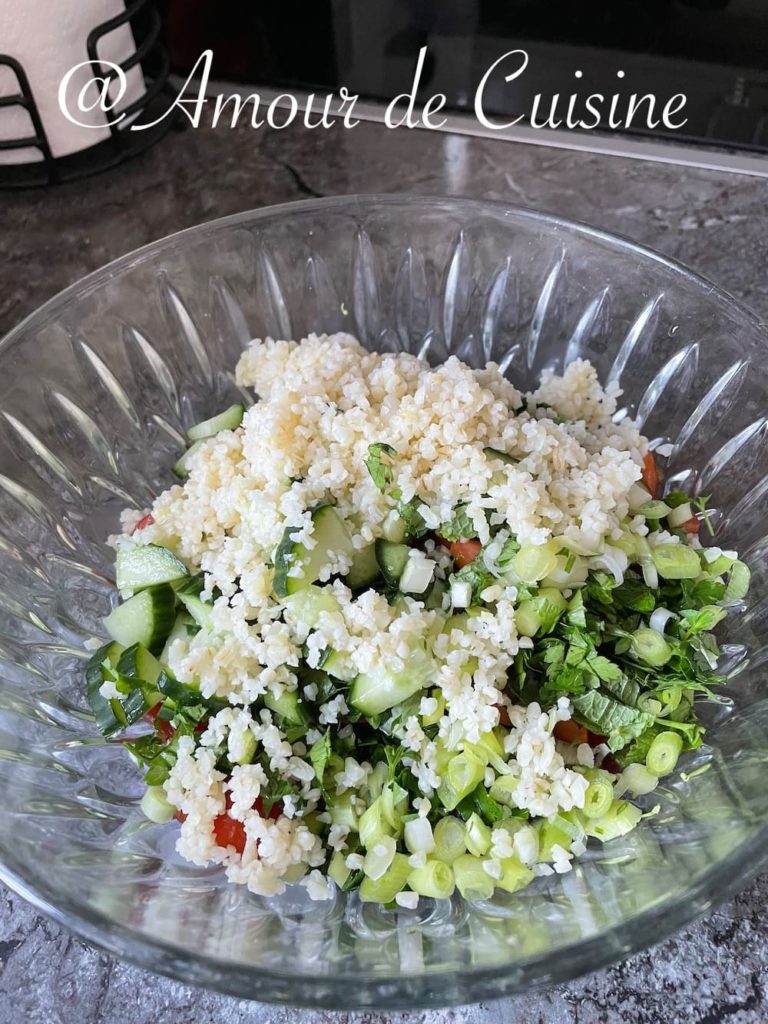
left=0, top=0, right=145, bottom=164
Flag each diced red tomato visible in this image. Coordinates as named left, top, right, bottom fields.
left=495, top=704, right=511, bottom=727
left=212, top=795, right=282, bottom=854
left=145, top=702, right=175, bottom=743
left=449, top=538, right=482, bottom=569
left=156, top=719, right=175, bottom=743
left=253, top=796, right=282, bottom=822
left=681, top=516, right=700, bottom=535
left=145, top=702, right=162, bottom=722
left=585, top=731, right=622, bottom=774
left=554, top=720, right=589, bottom=744
left=641, top=451, right=660, bottom=499
left=174, top=789, right=282, bottom=850
left=213, top=812, right=247, bottom=854
left=133, top=512, right=155, bottom=533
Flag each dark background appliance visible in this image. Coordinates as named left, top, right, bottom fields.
left=162, top=0, right=768, bottom=153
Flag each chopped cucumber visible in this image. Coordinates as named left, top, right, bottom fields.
left=374, top=539, right=410, bottom=588
left=344, top=543, right=380, bottom=589
left=104, top=584, right=176, bottom=654
left=141, top=785, right=176, bottom=823
left=350, top=646, right=434, bottom=716
left=175, top=576, right=215, bottom=631
left=116, top=642, right=164, bottom=688
left=85, top=641, right=125, bottom=736
left=116, top=544, right=188, bottom=593
left=281, top=584, right=341, bottom=629
left=173, top=439, right=205, bottom=479
left=186, top=403, right=244, bottom=442
left=651, top=543, right=702, bottom=580
left=273, top=506, right=354, bottom=598
left=323, top=649, right=356, bottom=682
left=381, top=510, right=407, bottom=544
left=159, top=612, right=196, bottom=667
left=424, top=578, right=448, bottom=611
left=264, top=689, right=310, bottom=728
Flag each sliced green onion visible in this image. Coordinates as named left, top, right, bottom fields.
left=381, top=781, right=408, bottom=831
left=651, top=543, right=702, bottom=580
left=329, top=792, right=359, bottom=830
left=640, top=554, right=658, bottom=589
left=640, top=500, right=673, bottom=520
left=666, top=502, right=693, bottom=528
left=637, top=694, right=663, bottom=716
left=646, top=730, right=683, bottom=776
left=496, top=857, right=535, bottom=894
left=529, top=587, right=567, bottom=634
left=408, top=859, right=456, bottom=899
left=537, top=820, right=573, bottom=860
left=359, top=853, right=411, bottom=903
left=358, top=795, right=392, bottom=848
left=404, top=815, right=435, bottom=855
left=631, top=627, right=673, bottom=667
left=452, top=854, right=495, bottom=900
left=363, top=834, right=397, bottom=880
left=465, top=812, right=492, bottom=857
left=489, top=774, right=519, bottom=808
left=512, top=542, right=559, bottom=584
left=620, top=763, right=659, bottom=797
left=703, top=551, right=736, bottom=577
left=140, top=785, right=175, bottom=824
left=543, top=554, right=588, bottom=590
left=328, top=849, right=351, bottom=889
left=583, top=800, right=642, bottom=842
left=466, top=728, right=505, bottom=762
left=649, top=607, right=676, bottom=634
left=514, top=600, right=541, bottom=637
left=420, top=690, right=445, bottom=726
left=581, top=777, right=614, bottom=819
left=433, top=815, right=467, bottom=864
left=628, top=482, right=653, bottom=511
left=437, top=751, right=486, bottom=810
left=365, top=762, right=389, bottom=801
left=722, top=560, right=750, bottom=605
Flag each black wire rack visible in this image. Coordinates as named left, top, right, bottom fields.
left=0, top=0, right=176, bottom=188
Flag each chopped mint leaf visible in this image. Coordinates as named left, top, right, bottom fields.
left=309, top=728, right=333, bottom=785
left=572, top=690, right=655, bottom=751
left=365, top=442, right=396, bottom=492
left=438, top=504, right=475, bottom=543
left=450, top=558, right=495, bottom=605
left=392, top=491, right=429, bottom=537
left=587, top=654, right=624, bottom=683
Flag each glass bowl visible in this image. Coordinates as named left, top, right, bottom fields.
left=1, top=195, right=767, bottom=1009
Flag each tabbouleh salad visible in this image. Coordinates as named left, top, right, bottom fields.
left=85, top=333, right=750, bottom=907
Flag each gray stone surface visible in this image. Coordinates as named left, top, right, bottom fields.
left=1, top=118, right=767, bottom=1022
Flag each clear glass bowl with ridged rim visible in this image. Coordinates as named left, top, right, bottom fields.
left=0, top=194, right=766, bottom=1009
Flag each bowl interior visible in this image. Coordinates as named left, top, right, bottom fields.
left=1, top=195, right=767, bottom=1008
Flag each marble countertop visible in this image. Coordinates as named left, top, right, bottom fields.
left=1, top=118, right=767, bottom=1024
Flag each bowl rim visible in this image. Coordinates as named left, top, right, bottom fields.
left=1, top=192, right=767, bottom=1008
